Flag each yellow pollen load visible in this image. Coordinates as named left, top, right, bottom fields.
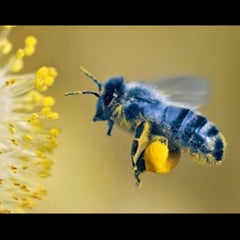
left=144, top=141, right=179, bottom=174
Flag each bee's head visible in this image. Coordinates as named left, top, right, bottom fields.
left=65, top=67, right=125, bottom=122
left=93, top=76, right=125, bottom=121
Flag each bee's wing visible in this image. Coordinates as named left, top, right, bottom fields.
left=152, top=76, right=211, bottom=109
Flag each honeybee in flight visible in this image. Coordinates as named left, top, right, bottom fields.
left=65, top=67, right=226, bottom=186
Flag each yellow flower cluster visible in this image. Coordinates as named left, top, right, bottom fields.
left=0, top=26, right=60, bottom=213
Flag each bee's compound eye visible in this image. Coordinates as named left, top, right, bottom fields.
left=144, top=140, right=179, bottom=174
left=103, top=90, right=114, bottom=106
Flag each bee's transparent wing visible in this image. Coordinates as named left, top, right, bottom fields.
left=152, top=76, right=211, bottom=109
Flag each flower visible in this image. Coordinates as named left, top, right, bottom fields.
left=0, top=26, right=60, bottom=213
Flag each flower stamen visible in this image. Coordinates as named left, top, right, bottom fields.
left=0, top=26, right=59, bottom=213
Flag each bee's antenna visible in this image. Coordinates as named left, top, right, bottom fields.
left=79, top=66, right=102, bottom=92
left=65, top=91, right=100, bottom=98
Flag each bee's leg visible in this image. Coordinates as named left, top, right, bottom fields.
left=134, top=151, right=145, bottom=187
left=106, top=119, right=114, bottom=136
left=131, top=121, right=150, bottom=186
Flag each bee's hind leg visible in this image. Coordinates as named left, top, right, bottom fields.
left=130, top=121, right=151, bottom=186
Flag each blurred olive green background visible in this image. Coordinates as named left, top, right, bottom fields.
left=10, top=26, right=240, bottom=213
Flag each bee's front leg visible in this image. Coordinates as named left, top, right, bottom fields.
left=131, top=121, right=150, bottom=186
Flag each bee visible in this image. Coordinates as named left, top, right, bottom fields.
left=65, top=67, right=226, bottom=186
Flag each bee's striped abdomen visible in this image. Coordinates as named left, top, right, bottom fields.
left=162, top=105, right=226, bottom=165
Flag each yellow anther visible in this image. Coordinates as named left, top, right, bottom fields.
left=10, top=165, right=18, bottom=174
left=8, top=122, right=16, bottom=134
left=24, top=134, right=33, bottom=142
left=31, top=192, right=42, bottom=199
left=21, top=198, right=35, bottom=209
left=41, top=107, right=59, bottom=119
left=50, top=127, right=61, bottom=136
left=13, top=181, right=21, bottom=186
left=27, top=113, right=39, bottom=122
left=35, top=150, right=45, bottom=158
left=44, top=76, right=55, bottom=86
left=42, top=96, right=55, bottom=107
left=36, top=66, right=48, bottom=77
left=22, top=165, right=28, bottom=170
left=20, top=184, right=30, bottom=192
left=47, top=112, right=59, bottom=120
left=33, top=160, right=41, bottom=166
left=0, top=179, right=3, bottom=184
left=38, top=171, right=51, bottom=178
left=0, top=149, right=4, bottom=154
left=28, top=90, right=43, bottom=103
left=0, top=39, right=12, bottom=55
left=5, top=78, right=16, bottom=86
left=34, top=79, right=45, bottom=91
left=9, top=128, right=15, bottom=134
left=41, top=107, right=51, bottom=114
left=10, top=78, right=16, bottom=84
left=38, top=188, right=47, bottom=196
left=31, top=188, right=47, bottom=199
left=10, top=138, right=18, bottom=145
left=46, top=136, right=58, bottom=149
left=35, top=67, right=57, bottom=91
left=19, top=155, right=30, bottom=162
left=16, top=48, right=25, bottom=59
left=25, top=36, right=37, bottom=47
left=10, top=58, right=23, bottom=73
left=48, top=67, right=58, bottom=77
left=24, top=46, right=35, bottom=56
left=12, top=195, right=19, bottom=201
left=8, top=122, right=15, bottom=128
